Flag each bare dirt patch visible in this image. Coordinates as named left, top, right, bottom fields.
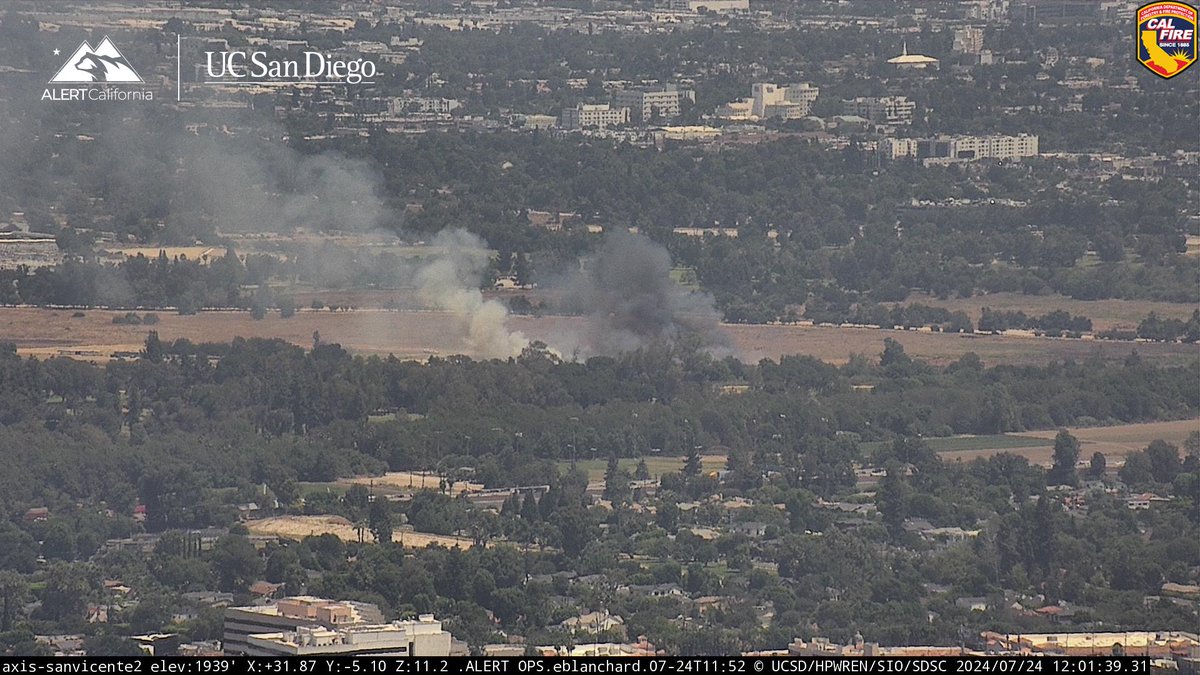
left=245, top=514, right=476, bottom=549
left=339, top=472, right=484, bottom=497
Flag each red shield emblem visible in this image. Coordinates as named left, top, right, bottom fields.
left=1137, top=2, right=1197, bottom=78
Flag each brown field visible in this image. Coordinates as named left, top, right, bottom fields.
left=902, top=292, right=1197, bottom=331
left=937, top=418, right=1200, bottom=467
left=339, top=472, right=484, bottom=497
left=2, top=307, right=1197, bottom=366
left=245, top=514, right=476, bottom=549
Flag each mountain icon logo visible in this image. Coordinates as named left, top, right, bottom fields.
left=49, top=37, right=144, bottom=83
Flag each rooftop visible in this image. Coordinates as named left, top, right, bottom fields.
left=888, top=42, right=939, bottom=65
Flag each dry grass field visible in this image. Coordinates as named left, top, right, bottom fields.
left=936, top=418, right=1200, bottom=467
left=245, top=514, right=476, bottom=549
left=901, top=292, right=1197, bottom=331
left=339, top=472, right=485, bottom=496
left=2, top=307, right=1197, bottom=366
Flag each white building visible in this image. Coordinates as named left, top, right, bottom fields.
left=559, top=103, right=630, bottom=130
left=715, top=99, right=754, bottom=120
left=884, top=135, right=1037, bottom=163
left=952, top=26, right=985, bottom=54
left=223, top=596, right=385, bottom=655
left=387, top=97, right=461, bottom=115
left=243, top=616, right=453, bottom=657
left=518, top=114, right=557, bottom=129
left=887, top=42, right=940, bottom=69
left=613, top=84, right=695, bottom=122
left=842, top=96, right=916, bottom=125
left=919, top=134, right=1039, bottom=163
left=717, top=83, right=819, bottom=122
left=963, top=0, right=1010, bottom=22
left=883, top=137, right=921, bottom=160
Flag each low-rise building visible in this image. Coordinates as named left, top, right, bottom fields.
left=890, top=134, right=1038, bottom=164
left=560, top=610, right=625, bottom=635
left=983, top=631, right=1200, bottom=657
left=842, top=96, right=916, bottom=125
left=243, top=616, right=453, bottom=657
left=223, top=596, right=385, bottom=655
left=387, top=97, right=461, bottom=116
left=559, top=103, right=630, bottom=130
left=887, top=42, right=940, bottom=69
left=663, top=0, right=749, bottom=12
left=718, top=83, right=820, bottom=121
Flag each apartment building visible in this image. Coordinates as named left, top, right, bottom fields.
left=842, top=96, right=916, bottom=125
left=613, top=84, right=695, bottom=122
left=559, top=103, right=631, bottom=130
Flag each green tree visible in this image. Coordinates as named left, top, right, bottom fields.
left=343, top=485, right=370, bottom=521
left=368, top=499, right=394, bottom=545
left=1088, top=452, right=1107, bottom=479
left=603, top=455, right=630, bottom=504
left=39, top=563, right=96, bottom=623
left=553, top=501, right=595, bottom=557
left=657, top=499, right=680, bottom=533
left=1048, top=429, right=1080, bottom=486
left=0, top=572, right=28, bottom=632
left=1145, top=440, right=1181, bottom=483
left=876, top=462, right=910, bottom=537
left=0, top=524, right=38, bottom=574
left=683, top=447, right=702, bottom=477
left=635, top=458, right=650, bottom=481
left=1119, top=451, right=1154, bottom=488
left=210, top=535, right=263, bottom=592
left=40, top=522, right=76, bottom=562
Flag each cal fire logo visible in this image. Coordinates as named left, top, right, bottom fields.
left=1136, top=1, right=1197, bottom=78
left=49, top=36, right=143, bottom=83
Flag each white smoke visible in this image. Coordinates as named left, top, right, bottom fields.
left=415, top=228, right=529, bottom=359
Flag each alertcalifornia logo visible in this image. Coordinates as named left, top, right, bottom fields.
left=43, top=35, right=155, bottom=101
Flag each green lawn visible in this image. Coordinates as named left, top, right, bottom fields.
left=557, top=455, right=726, bottom=482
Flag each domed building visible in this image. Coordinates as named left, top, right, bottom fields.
left=888, top=41, right=940, bottom=69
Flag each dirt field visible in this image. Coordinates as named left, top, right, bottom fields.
left=2, top=307, right=1197, bottom=366
left=902, top=292, right=1197, bottom=331
left=339, top=472, right=484, bottom=497
left=937, top=418, right=1200, bottom=467
left=245, top=514, right=476, bottom=549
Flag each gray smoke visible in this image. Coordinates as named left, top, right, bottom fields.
left=552, top=229, right=730, bottom=356
left=182, top=138, right=388, bottom=234
left=415, top=228, right=528, bottom=359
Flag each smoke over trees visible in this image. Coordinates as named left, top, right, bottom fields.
left=553, top=229, right=730, bottom=357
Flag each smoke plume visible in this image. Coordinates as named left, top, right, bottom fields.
left=552, top=229, right=730, bottom=356
left=415, top=228, right=529, bottom=359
